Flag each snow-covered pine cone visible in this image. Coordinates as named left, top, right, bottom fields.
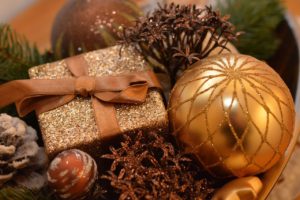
left=0, top=114, right=47, bottom=189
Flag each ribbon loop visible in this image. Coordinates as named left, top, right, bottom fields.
left=94, top=81, right=149, bottom=104
left=75, top=76, right=96, bottom=97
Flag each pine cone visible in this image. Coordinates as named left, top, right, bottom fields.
left=0, top=114, right=47, bottom=189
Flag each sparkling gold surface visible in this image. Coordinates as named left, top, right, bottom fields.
left=29, top=45, right=168, bottom=159
left=169, top=54, right=295, bottom=178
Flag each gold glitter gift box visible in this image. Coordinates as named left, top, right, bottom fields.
left=28, top=45, right=168, bottom=159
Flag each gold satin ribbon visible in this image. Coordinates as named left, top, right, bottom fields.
left=0, top=55, right=162, bottom=139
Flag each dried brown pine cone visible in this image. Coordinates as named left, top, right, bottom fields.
left=0, top=114, right=47, bottom=189
left=101, top=131, right=215, bottom=200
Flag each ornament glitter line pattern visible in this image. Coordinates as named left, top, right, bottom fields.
left=233, top=79, right=266, bottom=171
left=240, top=79, right=293, bottom=159
left=192, top=80, right=242, bottom=174
left=237, top=86, right=282, bottom=172
left=262, top=12, right=300, bottom=200
left=173, top=54, right=293, bottom=131
left=246, top=75, right=293, bottom=112
left=241, top=76, right=293, bottom=153
left=223, top=57, right=291, bottom=166
left=190, top=88, right=234, bottom=175
left=169, top=53, right=295, bottom=178
left=169, top=72, right=230, bottom=132
left=169, top=74, right=234, bottom=176
left=170, top=66, right=230, bottom=109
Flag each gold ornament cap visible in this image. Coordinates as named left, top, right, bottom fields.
left=169, top=54, right=295, bottom=178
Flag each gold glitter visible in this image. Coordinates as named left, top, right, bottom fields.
left=29, top=45, right=168, bottom=159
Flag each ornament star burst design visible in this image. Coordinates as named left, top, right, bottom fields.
left=169, top=54, right=295, bottom=178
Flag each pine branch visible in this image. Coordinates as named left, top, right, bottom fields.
left=0, top=24, right=56, bottom=120
left=0, top=187, right=57, bottom=200
left=217, top=0, right=284, bottom=60
left=0, top=24, right=50, bottom=81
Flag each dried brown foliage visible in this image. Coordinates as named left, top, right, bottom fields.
left=101, top=131, right=215, bottom=200
left=121, top=3, right=240, bottom=85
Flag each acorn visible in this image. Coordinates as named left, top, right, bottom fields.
left=51, top=0, right=141, bottom=57
left=47, top=149, right=98, bottom=200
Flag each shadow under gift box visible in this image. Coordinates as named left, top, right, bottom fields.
left=28, top=45, right=168, bottom=159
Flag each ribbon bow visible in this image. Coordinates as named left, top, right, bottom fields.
left=0, top=55, right=162, bottom=138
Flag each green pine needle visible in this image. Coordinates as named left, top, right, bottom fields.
left=0, top=24, right=56, bottom=117
left=217, top=0, right=284, bottom=60
left=0, top=187, right=57, bottom=200
left=0, top=24, right=49, bottom=81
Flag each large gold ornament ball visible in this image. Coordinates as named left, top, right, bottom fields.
left=169, top=54, right=295, bottom=178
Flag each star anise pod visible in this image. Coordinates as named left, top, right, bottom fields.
left=121, top=4, right=241, bottom=86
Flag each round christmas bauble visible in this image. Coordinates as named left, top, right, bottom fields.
left=169, top=54, right=295, bottom=178
left=133, top=0, right=165, bottom=13
left=51, top=0, right=141, bottom=57
left=47, top=149, right=98, bottom=200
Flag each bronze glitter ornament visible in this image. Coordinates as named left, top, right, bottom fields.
left=47, top=149, right=98, bottom=200
left=169, top=54, right=295, bottom=178
left=51, top=0, right=141, bottom=57
left=133, top=0, right=165, bottom=13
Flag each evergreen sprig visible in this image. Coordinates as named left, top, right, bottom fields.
left=0, top=187, right=57, bottom=200
left=0, top=24, right=55, bottom=121
left=0, top=24, right=50, bottom=81
left=217, top=0, right=284, bottom=60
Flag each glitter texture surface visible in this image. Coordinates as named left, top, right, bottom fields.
left=29, top=45, right=168, bottom=159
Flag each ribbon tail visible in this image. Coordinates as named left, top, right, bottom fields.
left=0, top=80, right=28, bottom=108
left=0, top=79, right=77, bottom=117
left=91, top=97, right=121, bottom=140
